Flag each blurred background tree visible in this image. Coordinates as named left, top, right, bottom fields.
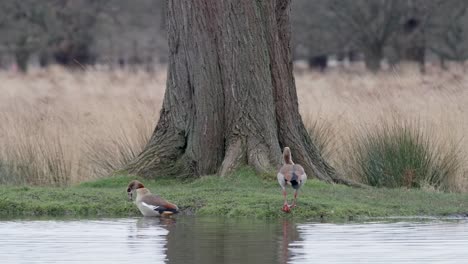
left=0, top=0, right=51, bottom=72
left=0, top=0, right=166, bottom=71
left=291, top=0, right=468, bottom=72
left=427, top=0, right=468, bottom=69
left=0, top=0, right=466, bottom=73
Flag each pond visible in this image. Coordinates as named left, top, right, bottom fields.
left=0, top=217, right=467, bottom=263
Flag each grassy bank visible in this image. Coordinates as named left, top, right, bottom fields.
left=1, top=168, right=467, bottom=220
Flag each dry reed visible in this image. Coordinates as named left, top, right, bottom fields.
left=298, top=63, right=468, bottom=192
left=0, top=63, right=466, bottom=191
left=0, top=66, right=164, bottom=185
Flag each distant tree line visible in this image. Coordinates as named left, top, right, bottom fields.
left=0, top=0, right=166, bottom=72
left=0, top=0, right=467, bottom=72
left=291, top=0, right=468, bottom=72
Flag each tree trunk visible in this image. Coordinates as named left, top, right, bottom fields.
left=364, top=44, right=383, bottom=72
left=406, top=45, right=426, bottom=74
left=15, top=49, right=29, bottom=73
left=14, top=39, right=30, bottom=73
left=439, top=56, right=448, bottom=70
left=125, top=0, right=357, bottom=186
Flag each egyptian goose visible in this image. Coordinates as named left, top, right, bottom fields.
left=127, top=180, right=179, bottom=216
left=277, top=147, right=307, bottom=212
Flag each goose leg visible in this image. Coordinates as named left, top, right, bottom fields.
left=291, top=190, right=298, bottom=208
left=283, top=189, right=288, bottom=205
left=282, top=189, right=290, bottom=212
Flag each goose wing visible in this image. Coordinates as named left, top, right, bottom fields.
left=279, top=164, right=306, bottom=182
left=141, top=194, right=179, bottom=213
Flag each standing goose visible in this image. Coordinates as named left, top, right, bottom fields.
left=277, top=147, right=307, bottom=212
left=127, top=180, right=179, bottom=216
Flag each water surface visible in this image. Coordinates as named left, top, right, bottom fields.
left=0, top=217, right=467, bottom=263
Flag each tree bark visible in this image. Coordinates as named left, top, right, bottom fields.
left=125, top=0, right=358, bottom=186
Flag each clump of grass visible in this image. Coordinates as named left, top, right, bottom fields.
left=349, top=121, right=462, bottom=191
left=304, top=117, right=335, bottom=159
left=84, top=124, right=151, bottom=178
left=0, top=133, right=71, bottom=186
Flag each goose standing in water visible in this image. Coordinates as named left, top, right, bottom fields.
left=277, top=147, right=307, bottom=212
left=127, top=180, right=179, bottom=216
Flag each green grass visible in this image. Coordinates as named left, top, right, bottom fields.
left=0, top=167, right=467, bottom=220
left=349, top=122, right=461, bottom=190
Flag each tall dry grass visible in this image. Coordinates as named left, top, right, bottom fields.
left=0, top=63, right=467, bottom=191
left=298, top=63, right=468, bottom=192
left=0, top=66, right=165, bottom=185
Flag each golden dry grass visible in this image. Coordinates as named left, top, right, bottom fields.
left=0, top=66, right=164, bottom=184
left=0, top=63, right=467, bottom=191
left=297, top=63, right=468, bottom=192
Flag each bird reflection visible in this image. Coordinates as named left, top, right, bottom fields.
left=166, top=217, right=282, bottom=264
left=136, top=216, right=177, bottom=229
left=279, top=219, right=301, bottom=264
left=126, top=217, right=302, bottom=264
left=127, top=217, right=173, bottom=263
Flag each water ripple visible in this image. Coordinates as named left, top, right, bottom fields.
left=0, top=218, right=169, bottom=264
left=1, top=218, right=468, bottom=264
left=289, top=220, right=468, bottom=264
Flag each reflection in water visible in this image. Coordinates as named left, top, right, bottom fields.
left=289, top=220, right=468, bottom=264
left=127, top=217, right=175, bottom=262
left=1, top=217, right=468, bottom=264
left=0, top=218, right=169, bottom=263
left=279, top=220, right=301, bottom=264
left=166, top=217, right=281, bottom=264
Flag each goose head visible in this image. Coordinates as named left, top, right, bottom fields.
left=127, top=180, right=145, bottom=201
